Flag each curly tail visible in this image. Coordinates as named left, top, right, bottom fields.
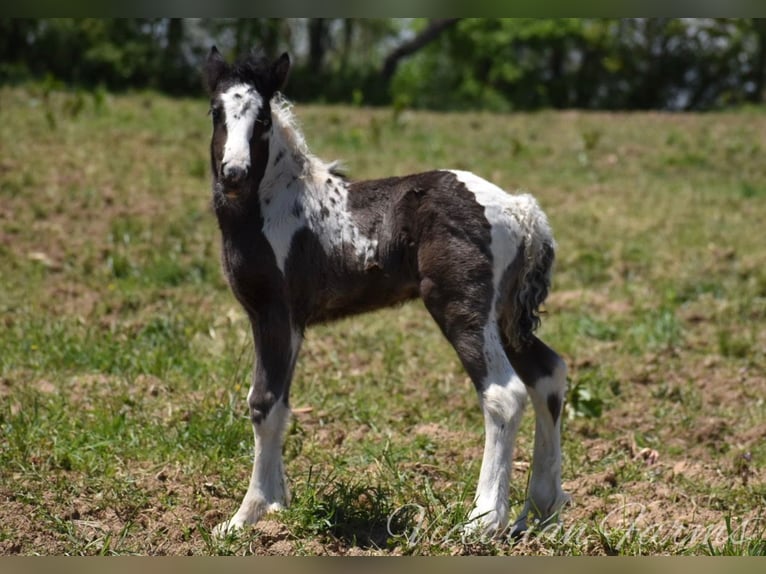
left=500, top=196, right=556, bottom=351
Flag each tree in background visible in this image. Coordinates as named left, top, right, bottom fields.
left=286, top=18, right=404, bottom=105
left=390, top=18, right=766, bottom=111
left=1, top=18, right=764, bottom=111
left=752, top=18, right=766, bottom=104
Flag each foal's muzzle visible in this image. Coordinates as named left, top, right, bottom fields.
left=221, top=163, right=249, bottom=189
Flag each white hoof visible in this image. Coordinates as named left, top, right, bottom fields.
left=213, top=518, right=244, bottom=538
left=511, top=490, right=571, bottom=539
left=463, top=507, right=507, bottom=540
left=213, top=500, right=286, bottom=538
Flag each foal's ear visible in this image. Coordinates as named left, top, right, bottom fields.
left=205, top=46, right=228, bottom=93
left=271, top=52, right=291, bottom=93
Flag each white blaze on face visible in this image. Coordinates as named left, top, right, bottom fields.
left=220, top=83, right=263, bottom=173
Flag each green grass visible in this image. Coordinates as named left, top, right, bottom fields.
left=1, top=84, right=765, bottom=555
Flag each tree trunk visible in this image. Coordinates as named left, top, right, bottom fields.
left=159, top=18, right=184, bottom=92
left=165, top=18, right=183, bottom=64
left=0, top=19, right=36, bottom=62
left=308, top=18, right=330, bottom=73
left=752, top=18, right=766, bottom=103
left=340, top=19, right=354, bottom=71
left=548, top=42, right=566, bottom=107
left=381, top=18, right=460, bottom=82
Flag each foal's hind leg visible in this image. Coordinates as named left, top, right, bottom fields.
left=467, top=323, right=529, bottom=535
left=421, top=278, right=526, bottom=535
left=504, top=335, right=569, bottom=535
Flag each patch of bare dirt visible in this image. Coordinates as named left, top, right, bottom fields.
left=547, top=288, right=634, bottom=317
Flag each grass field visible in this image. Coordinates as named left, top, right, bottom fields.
left=1, top=84, right=765, bottom=555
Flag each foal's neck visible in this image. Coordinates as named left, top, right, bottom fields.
left=260, top=99, right=326, bottom=200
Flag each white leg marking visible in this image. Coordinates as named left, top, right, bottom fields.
left=466, top=322, right=528, bottom=536
left=513, top=359, right=570, bottom=533
left=216, top=400, right=290, bottom=535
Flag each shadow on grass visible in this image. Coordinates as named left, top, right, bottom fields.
left=284, top=471, right=422, bottom=550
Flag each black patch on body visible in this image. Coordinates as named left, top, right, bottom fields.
left=216, top=204, right=296, bottom=423
left=503, top=333, right=559, bottom=386
left=503, top=334, right=564, bottom=423
left=341, top=171, right=495, bottom=385
left=547, top=393, right=562, bottom=425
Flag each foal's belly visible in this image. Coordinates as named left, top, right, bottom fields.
left=306, top=270, right=421, bottom=325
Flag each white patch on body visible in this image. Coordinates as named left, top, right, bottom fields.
left=448, top=170, right=520, bottom=287
left=449, top=170, right=555, bottom=351
left=220, top=83, right=263, bottom=174
left=447, top=170, right=548, bottom=303
left=257, top=97, right=378, bottom=274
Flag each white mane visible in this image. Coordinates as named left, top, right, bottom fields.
left=271, top=95, right=310, bottom=159
left=269, top=94, right=342, bottom=180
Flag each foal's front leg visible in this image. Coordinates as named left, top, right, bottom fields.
left=216, top=308, right=302, bottom=535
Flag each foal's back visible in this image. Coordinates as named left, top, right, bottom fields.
left=283, top=169, right=510, bottom=326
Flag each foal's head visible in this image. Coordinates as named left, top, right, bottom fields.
left=205, top=47, right=290, bottom=201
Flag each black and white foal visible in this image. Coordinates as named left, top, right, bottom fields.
left=204, top=48, right=569, bottom=537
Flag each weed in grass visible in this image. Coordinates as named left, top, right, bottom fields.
left=717, top=328, right=753, bottom=359
left=576, top=316, right=619, bottom=342
left=704, top=515, right=766, bottom=556
left=739, top=181, right=766, bottom=198
left=566, top=365, right=619, bottom=420
left=626, top=307, right=683, bottom=354
left=569, top=248, right=612, bottom=287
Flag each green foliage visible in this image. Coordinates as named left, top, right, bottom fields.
left=391, top=18, right=766, bottom=111
left=567, top=366, right=619, bottom=420
left=3, top=19, right=766, bottom=110
left=705, top=516, right=766, bottom=555
left=1, top=19, right=201, bottom=94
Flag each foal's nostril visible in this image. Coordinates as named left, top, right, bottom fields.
left=222, top=164, right=248, bottom=186
left=230, top=166, right=245, bottom=182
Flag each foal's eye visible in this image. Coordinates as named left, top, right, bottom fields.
left=210, top=107, right=223, bottom=123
